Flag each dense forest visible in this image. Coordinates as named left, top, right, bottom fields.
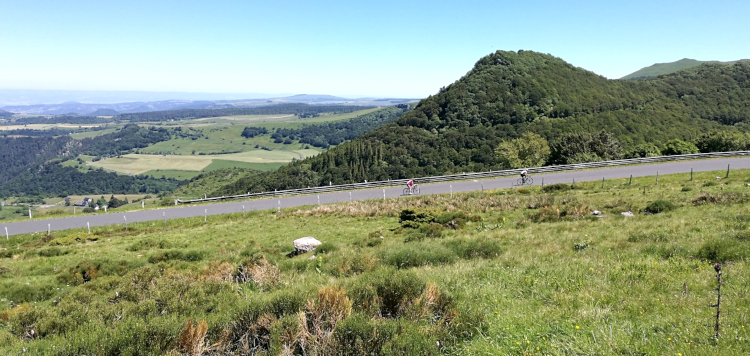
left=78, top=124, right=171, bottom=157
left=3, top=104, right=374, bottom=125
left=210, top=50, right=750, bottom=195
left=269, top=105, right=412, bottom=148
left=0, top=125, right=180, bottom=198
left=0, top=164, right=179, bottom=197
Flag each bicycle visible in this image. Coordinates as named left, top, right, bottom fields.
left=516, top=176, right=533, bottom=186
left=403, top=185, right=420, bottom=195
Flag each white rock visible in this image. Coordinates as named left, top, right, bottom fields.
left=293, top=236, right=322, bottom=254
left=621, top=211, right=634, bottom=217
left=591, top=210, right=602, bottom=216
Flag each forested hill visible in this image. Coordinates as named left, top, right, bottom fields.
left=622, top=58, right=748, bottom=80
left=210, top=50, right=750, bottom=196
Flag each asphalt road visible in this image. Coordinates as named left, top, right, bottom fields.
left=3, top=157, right=749, bottom=237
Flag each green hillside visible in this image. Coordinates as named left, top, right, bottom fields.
left=208, top=50, right=750, bottom=196
left=622, top=58, right=747, bottom=80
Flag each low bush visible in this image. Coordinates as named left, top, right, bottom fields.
left=542, top=183, right=570, bottom=192
left=382, top=244, right=457, bottom=269
left=697, top=239, right=750, bottom=263
left=333, top=313, right=397, bottom=356
left=348, top=268, right=426, bottom=318
left=147, top=250, right=204, bottom=263
left=644, top=200, right=676, bottom=214
left=444, top=238, right=503, bottom=259
left=126, top=239, right=175, bottom=251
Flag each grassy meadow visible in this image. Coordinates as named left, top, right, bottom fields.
left=1, top=169, right=749, bottom=355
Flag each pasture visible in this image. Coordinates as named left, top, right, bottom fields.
left=88, top=150, right=320, bottom=176
left=1, top=170, right=749, bottom=355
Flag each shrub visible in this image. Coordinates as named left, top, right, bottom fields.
left=542, top=183, right=570, bottom=192
left=382, top=244, right=457, bottom=269
left=147, top=249, right=204, bottom=263
left=697, top=239, right=750, bottom=263
left=333, top=313, right=397, bottom=356
left=445, top=238, right=503, bottom=259
left=644, top=200, right=676, bottom=214
left=681, top=186, right=693, bottom=192
left=419, top=223, right=444, bottom=238
left=348, top=268, right=426, bottom=318
left=661, top=139, right=698, bottom=155
left=399, top=209, right=437, bottom=226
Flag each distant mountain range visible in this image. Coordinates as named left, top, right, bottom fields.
left=621, top=58, right=749, bottom=80
left=0, top=94, right=418, bottom=116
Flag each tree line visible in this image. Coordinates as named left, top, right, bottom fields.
left=266, top=105, right=411, bottom=148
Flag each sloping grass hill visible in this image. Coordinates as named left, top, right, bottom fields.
left=1, top=169, right=749, bottom=354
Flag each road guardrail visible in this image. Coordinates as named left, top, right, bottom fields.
left=176, top=151, right=750, bottom=204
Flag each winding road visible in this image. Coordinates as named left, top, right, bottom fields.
left=3, top=157, right=749, bottom=237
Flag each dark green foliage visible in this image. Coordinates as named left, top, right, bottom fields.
left=333, top=313, right=397, bottom=356
left=241, top=126, right=268, bottom=138
left=627, top=143, right=661, bottom=158
left=382, top=244, right=457, bottom=269
left=661, top=139, right=698, bottom=155
left=399, top=209, right=438, bottom=226
left=697, top=239, right=750, bottom=263
left=214, top=51, right=750, bottom=196
left=549, top=131, right=623, bottom=164
left=272, top=106, right=410, bottom=148
left=644, top=200, right=677, bottom=214
left=79, top=124, right=171, bottom=157
left=542, top=183, right=571, bottom=192
left=147, top=249, right=204, bottom=263
left=348, top=268, right=426, bottom=317
left=107, top=195, right=128, bottom=209
left=694, top=130, right=750, bottom=152
left=444, top=238, right=503, bottom=259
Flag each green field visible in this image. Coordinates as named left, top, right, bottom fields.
left=88, top=150, right=319, bottom=176
left=1, top=169, right=749, bottom=354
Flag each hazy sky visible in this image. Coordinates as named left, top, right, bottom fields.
left=1, top=0, right=748, bottom=98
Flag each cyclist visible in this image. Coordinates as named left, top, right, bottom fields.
left=520, top=169, right=528, bottom=183
left=406, top=179, right=415, bottom=194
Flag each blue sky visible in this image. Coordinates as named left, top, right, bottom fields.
left=0, top=0, right=748, bottom=98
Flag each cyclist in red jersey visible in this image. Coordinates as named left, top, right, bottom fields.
left=406, top=179, right=415, bottom=194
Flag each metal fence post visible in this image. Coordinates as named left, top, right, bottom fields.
left=48, top=224, right=50, bottom=236
left=87, top=222, right=90, bottom=234
left=656, top=171, right=659, bottom=185
left=5, top=227, right=8, bottom=241
left=690, top=168, right=693, bottom=181
left=318, top=195, right=320, bottom=206
left=124, top=216, right=127, bottom=230
left=629, top=174, right=632, bottom=185
left=277, top=201, right=280, bottom=213
left=450, top=184, right=453, bottom=198
left=204, top=209, right=207, bottom=222
left=29, top=209, right=32, bottom=219
left=602, top=177, right=605, bottom=188
left=383, top=189, right=386, bottom=201
left=242, top=205, right=245, bottom=217
left=349, top=192, right=352, bottom=203
left=727, top=164, right=730, bottom=178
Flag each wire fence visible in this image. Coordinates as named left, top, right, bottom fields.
left=176, top=151, right=750, bottom=204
